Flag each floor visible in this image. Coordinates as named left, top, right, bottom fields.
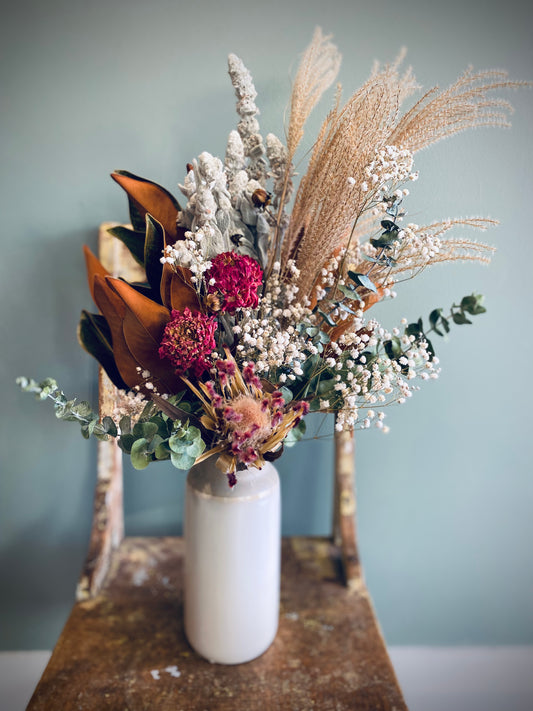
left=1, top=647, right=533, bottom=710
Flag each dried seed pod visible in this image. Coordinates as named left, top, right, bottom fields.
left=205, top=293, right=222, bottom=312
left=251, top=188, right=272, bottom=211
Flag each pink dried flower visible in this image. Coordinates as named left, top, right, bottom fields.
left=205, top=252, right=263, bottom=313
left=159, top=307, right=217, bottom=376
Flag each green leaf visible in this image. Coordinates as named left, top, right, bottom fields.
left=279, top=386, right=293, bottom=404
left=337, top=302, right=357, bottom=315
left=185, top=438, right=206, bottom=459
left=337, top=283, right=357, bottom=298
left=87, top=417, right=100, bottom=437
left=170, top=450, right=197, bottom=470
left=107, top=225, right=146, bottom=265
left=102, top=416, right=117, bottom=438
left=130, top=438, right=151, bottom=470
left=155, top=441, right=171, bottom=460
left=384, top=338, right=402, bottom=360
left=119, top=415, right=131, bottom=435
left=147, top=434, right=164, bottom=454
left=118, top=434, right=136, bottom=454
left=370, top=231, right=400, bottom=249
left=429, top=309, right=442, bottom=328
left=302, top=354, right=321, bottom=379
left=317, top=378, right=335, bottom=394
left=132, top=421, right=159, bottom=439
left=318, top=310, right=336, bottom=327
left=405, top=320, right=424, bottom=339
left=144, top=215, right=165, bottom=302
left=284, top=419, right=306, bottom=447
left=347, top=271, right=377, bottom=293
left=77, top=311, right=129, bottom=391
left=425, top=337, right=436, bottom=359
left=452, top=312, right=472, bottom=325
left=461, top=294, right=486, bottom=315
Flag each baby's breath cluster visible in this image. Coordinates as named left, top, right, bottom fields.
left=363, top=145, right=418, bottom=195
left=235, top=261, right=312, bottom=378
left=161, top=229, right=213, bottom=285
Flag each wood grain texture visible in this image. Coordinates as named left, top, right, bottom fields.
left=333, top=426, right=360, bottom=588
left=77, top=226, right=146, bottom=600
left=28, top=537, right=407, bottom=711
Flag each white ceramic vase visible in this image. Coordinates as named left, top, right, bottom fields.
left=184, top=459, right=281, bottom=664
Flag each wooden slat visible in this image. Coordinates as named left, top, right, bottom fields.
left=333, top=425, right=360, bottom=588
left=76, top=225, right=146, bottom=600
left=28, top=537, right=407, bottom=711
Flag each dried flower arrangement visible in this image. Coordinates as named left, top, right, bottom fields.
left=18, top=29, right=526, bottom=486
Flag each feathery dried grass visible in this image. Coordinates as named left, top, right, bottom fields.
left=286, top=27, right=342, bottom=158
left=283, top=56, right=525, bottom=301
left=350, top=218, right=497, bottom=290
left=283, top=58, right=418, bottom=295
left=267, top=28, right=341, bottom=276
left=389, top=68, right=527, bottom=152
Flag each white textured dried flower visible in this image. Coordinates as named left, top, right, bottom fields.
left=228, top=53, right=267, bottom=183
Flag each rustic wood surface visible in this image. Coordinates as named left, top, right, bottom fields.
left=27, top=537, right=407, bottom=711
left=77, top=226, right=145, bottom=600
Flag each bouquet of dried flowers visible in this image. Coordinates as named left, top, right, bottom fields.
left=19, top=29, right=525, bottom=486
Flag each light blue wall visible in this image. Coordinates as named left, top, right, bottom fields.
left=1, top=0, right=532, bottom=649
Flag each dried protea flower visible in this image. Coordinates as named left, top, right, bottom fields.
left=183, top=348, right=308, bottom=485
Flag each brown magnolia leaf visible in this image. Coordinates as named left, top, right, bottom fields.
left=105, top=277, right=169, bottom=342
left=111, top=171, right=185, bottom=243
left=83, top=245, right=110, bottom=304
left=106, top=277, right=183, bottom=395
left=160, top=263, right=200, bottom=312
left=92, top=275, right=144, bottom=389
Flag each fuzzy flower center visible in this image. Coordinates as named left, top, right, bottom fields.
left=225, top=396, right=272, bottom=442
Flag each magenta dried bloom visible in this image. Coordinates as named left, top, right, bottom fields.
left=159, top=307, right=217, bottom=376
left=205, top=251, right=263, bottom=313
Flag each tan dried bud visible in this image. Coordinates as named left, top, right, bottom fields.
left=205, top=293, right=222, bottom=312
left=251, top=188, right=272, bottom=210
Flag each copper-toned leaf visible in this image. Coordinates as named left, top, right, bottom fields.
left=83, top=245, right=110, bottom=304
left=77, top=310, right=129, bottom=390
left=111, top=171, right=185, bottom=243
left=160, top=263, right=199, bottom=312
left=106, top=277, right=169, bottom=342
left=92, top=275, right=144, bottom=389
left=106, top=277, right=182, bottom=395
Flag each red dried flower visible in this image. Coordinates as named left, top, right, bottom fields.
left=159, top=307, right=217, bottom=376
left=205, top=252, right=263, bottom=313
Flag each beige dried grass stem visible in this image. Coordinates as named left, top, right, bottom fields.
left=286, top=28, right=342, bottom=158
left=389, top=68, right=528, bottom=152
left=348, top=218, right=497, bottom=291
left=283, top=60, right=418, bottom=297
left=267, top=28, right=341, bottom=278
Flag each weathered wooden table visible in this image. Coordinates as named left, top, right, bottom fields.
left=26, top=228, right=408, bottom=710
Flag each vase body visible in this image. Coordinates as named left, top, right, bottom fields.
left=184, top=459, right=281, bottom=664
